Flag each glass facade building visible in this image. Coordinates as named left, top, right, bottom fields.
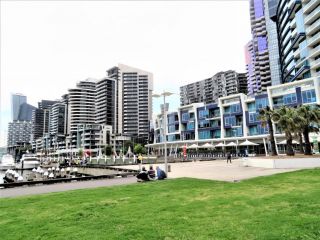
left=271, top=0, right=320, bottom=83
left=245, top=0, right=281, bottom=95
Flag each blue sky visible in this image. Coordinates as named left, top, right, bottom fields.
left=0, top=1, right=251, bottom=146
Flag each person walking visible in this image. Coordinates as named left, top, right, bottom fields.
left=138, top=153, right=143, bottom=171
left=226, top=152, right=232, bottom=164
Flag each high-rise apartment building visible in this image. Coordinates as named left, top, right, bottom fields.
left=49, top=102, right=67, bottom=136
left=245, top=0, right=281, bottom=95
left=180, top=71, right=247, bottom=106
left=95, top=77, right=117, bottom=132
left=107, top=64, right=153, bottom=143
left=11, top=94, right=26, bottom=121
left=31, top=100, right=58, bottom=140
left=67, top=79, right=96, bottom=134
left=271, top=0, right=320, bottom=83
left=7, top=121, right=32, bottom=148
left=11, top=93, right=36, bottom=121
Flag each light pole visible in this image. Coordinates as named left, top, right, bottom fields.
left=152, top=91, right=174, bottom=174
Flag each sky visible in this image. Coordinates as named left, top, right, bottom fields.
left=0, top=0, right=251, bottom=147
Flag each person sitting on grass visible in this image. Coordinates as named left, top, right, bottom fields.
left=136, top=166, right=149, bottom=182
left=156, top=166, right=167, bottom=180
left=148, top=166, right=156, bottom=180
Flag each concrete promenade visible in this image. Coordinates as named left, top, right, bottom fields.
left=0, top=176, right=137, bottom=198
left=1, top=159, right=300, bottom=198
left=116, top=159, right=299, bottom=182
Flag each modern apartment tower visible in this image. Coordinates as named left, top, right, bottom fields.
left=49, top=102, right=67, bottom=136
left=245, top=0, right=281, bottom=95
left=107, top=64, right=153, bottom=143
left=95, top=77, right=117, bottom=133
left=67, top=79, right=96, bottom=134
left=11, top=94, right=26, bottom=121
left=271, top=0, right=320, bottom=83
left=31, top=100, right=57, bottom=140
left=7, top=121, right=32, bottom=148
left=180, top=71, right=247, bottom=106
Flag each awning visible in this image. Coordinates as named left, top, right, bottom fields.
left=187, top=144, right=199, bottom=149
left=239, top=140, right=259, bottom=146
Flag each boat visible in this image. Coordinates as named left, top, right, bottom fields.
left=16, top=154, right=40, bottom=169
left=0, top=154, right=15, bottom=170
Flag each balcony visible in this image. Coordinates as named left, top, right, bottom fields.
left=288, top=0, right=302, bottom=20
left=307, top=32, right=320, bottom=47
left=303, top=0, right=319, bottom=14
left=310, top=58, right=320, bottom=70
left=309, top=45, right=320, bottom=58
left=306, top=18, right=320, bottom=36
left=291, top=33, right=306, bottom=49
left=304, top=5, right=320, bottom=25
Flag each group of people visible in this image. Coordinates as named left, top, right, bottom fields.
left=136, top=165, right=167, bottom=182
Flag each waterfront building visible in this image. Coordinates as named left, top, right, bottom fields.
left=107, top=64, right=153, bottom=143
left=271, top=0, right=320, bottom=83
left=7, top=120, right=32, bottom=155
left=180, top=71, right=247, bottom=106
left=95, top=77, right=117, bottom=132
left=67, top=79, right=96, bottom=134
left=149, top=77, right=320, bottom=156
left=245, top=0, right=281, bottom=95
left=49, top=102, right=67, bottom=136
left=31, top=100, right=58, bottom=141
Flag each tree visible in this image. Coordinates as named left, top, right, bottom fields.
left=272, top=106, right=300, bottom=156
left=78, top=149, right=84, bottom=158
left=134, top=144, right=146, bottom=155
left=103, top=145, right=113, bottom=156
left=258, top=106, right=278, bottom=156
left=296, top=105, right=320, bottom=155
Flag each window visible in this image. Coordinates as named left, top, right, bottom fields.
left=187, top=122, right=195, bottom=130
left=199, top=131, right=211, bottom=139
left=249, top=126, right=258, bottom=135
left=249, top=112, right=258, bottom=123
left=225, top=116, right=236, bottom=126
left=199, top=120, right=210, bottom=129
left=168, top=125, right=176, bottom=133
left=199, top=109, right=209, bottom=119
left=283, top=93, right=297, bottom=105
left=302, top=90, right=316, bottom=103
left=182, top=112, right=189, bottom=121
left=247, top=102, right=256, bottom=112
left=256, top=98, right=268, bottom=109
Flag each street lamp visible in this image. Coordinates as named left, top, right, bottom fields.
left=152, top=91, right=175, bottom=174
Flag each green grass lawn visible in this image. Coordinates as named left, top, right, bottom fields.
left=1, top=169, right=320, bottom=240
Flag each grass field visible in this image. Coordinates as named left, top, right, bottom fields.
left=1, top=169, right=320, bottom=240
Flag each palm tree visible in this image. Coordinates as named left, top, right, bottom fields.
left=258, top=106, right=277, bottom=156
left=272, top=106, right=299, bottom=156
left=296, top=105, right=320, bottom=155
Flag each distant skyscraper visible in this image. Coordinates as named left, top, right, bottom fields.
left=271, top=0, right=320, bottom=83
left=107, top=64, right=153, bottom=142
left=11, top=93, right=26, bottom=121
left=49, top=102, right=67, bottom=136
left=180, top=70, right=247, bottom=106
left=245, top=0, right=281, bottom=95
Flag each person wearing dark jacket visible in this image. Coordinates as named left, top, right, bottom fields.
left=136, top=167, right=149, bottom=182
left=156, top=166, right=167, bottom=180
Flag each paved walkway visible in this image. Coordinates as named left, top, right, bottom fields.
left=116, top=159, right=299, bottom=182
left=0, top=177, right=137, bottom=198
left=1, top=159, right=300, bottom=198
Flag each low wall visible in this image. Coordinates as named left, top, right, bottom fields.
left=243, top=157, right=320, bottom=169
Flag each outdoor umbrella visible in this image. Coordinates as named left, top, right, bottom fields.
left=187, top=143, right=199, bottom=149
left=199, top=143, right=215, bottom=148
left=214, top=142, right=225, bottom=147
left=277, top=139, right=299, bottom=144
left=239, top=140, right=259, bottom=156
